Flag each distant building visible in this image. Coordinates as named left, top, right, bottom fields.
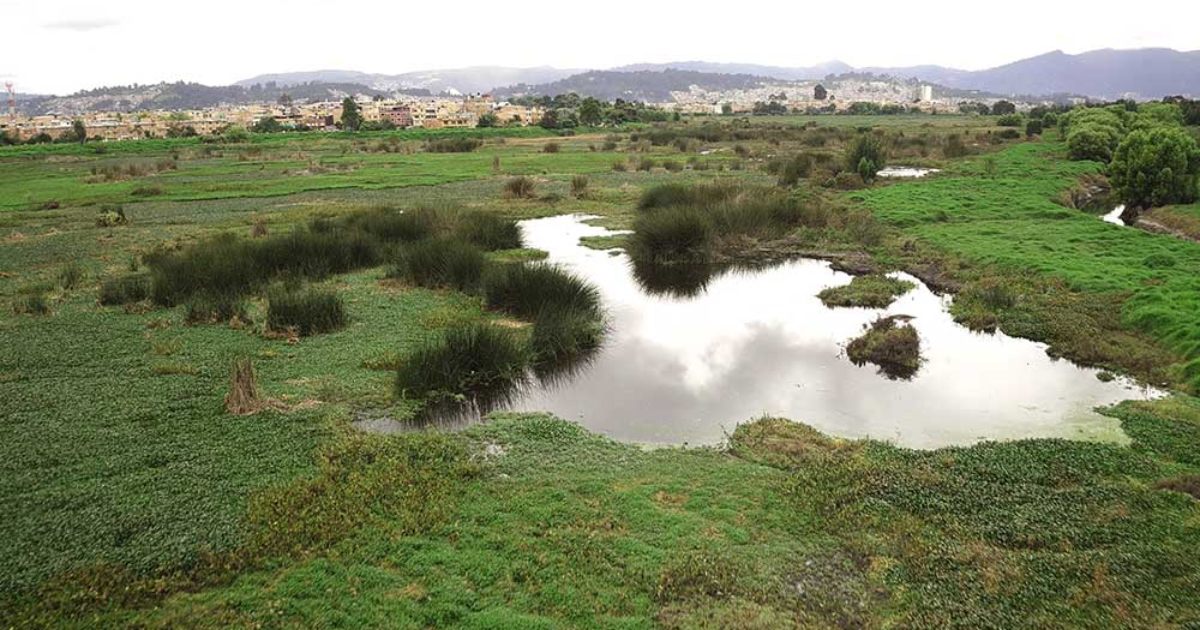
left=382, top=105, right=414, bottom=128
left=919, top=85, right=934, bottom=102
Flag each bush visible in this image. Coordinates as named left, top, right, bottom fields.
left=611, top=160, right=628, bottom=172
left=996, top=114, right=1023, bottom=127
left=483, top=263, right=602, bottom=321
left=424, top=137, right=483, bottom=153
left=266, top=286, right=347, bottom=336
left=542, top=141, right=560, bottom=153
left=504, top=176, right=537, bottom=199
left=185, top=293, right=250, bottom=325
left=661, top=159, right=683, bottom=172
left=846, top=315, right=921, bottom=379
left=388, top=239, right=486, bottom=291
left=777, top=154, right=814, bottom=186
left=997, top=128, right=1022, bottom=140
left=99, top=274, right=151, bottom=305
left=1026, top=119, right=1044, bottom=137
left=95, top=205, right=129, bottom=227
left=570, top=175, right=590, bottom=199
left=942, top=134, right=970, bottom=158
left=395, top=323, right=530, bottom=403
left=637, top=157, right=656, bottom=171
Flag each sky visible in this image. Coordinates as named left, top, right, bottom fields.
left=3, top=0, right=1197, bottom=95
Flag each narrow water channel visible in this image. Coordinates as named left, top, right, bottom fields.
left=362, top=214, right=1161, bottom=448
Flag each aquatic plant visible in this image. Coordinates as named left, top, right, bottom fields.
left=846, top=315, right=921, bottom=380
left=818, top=275, right=915, bottom=309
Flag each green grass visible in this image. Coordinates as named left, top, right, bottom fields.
left=818, top=274, right=915, bottom=308
left=4, top=116, right=1200, bottom=627
left=857, top=141, right=1200, bottom=389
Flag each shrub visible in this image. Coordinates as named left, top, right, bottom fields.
left=504, top=175, right=537, bottom=199
left=996, top=114, right=1023, bottom=127
left=483, top=263, right=602, bottom=321
left=130, top=185, right=164, bottom=197
left=611, top=160, right=628, bottom=172
left=570, top=175, right=590, bottom=199
left=388, top=239, right=486, bottom=291
left=542, top=141, right=560, bottom=153
left=997, top=128, right=1022, bottom=140
left=395, top=323, right=530, bottom=403
left=637, top=157, right=656, bottom=171
left=777, top=153, right=814, bottom=186
left=602, top=140, right=618, bottom=151
left=1026, top=119, right=1044, bottom=137
left=266, top=286, right=347, bottom=336
left=942, top=134, right=970, bottom=158
left=846, top=315, right=921, bottom=379
left=95, top=205, right=129, bottom=227
left=661, top=159, right=683, bottom=172
left=185, top=293, right=250, bottom=325
left=99, top=274, right=150, bottom=305
left=424, top=137, right=483, bottom=153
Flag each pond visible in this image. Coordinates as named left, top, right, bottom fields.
left=877, top=166, right=940, bottom=178
left=362, top=215, right=1161, bottom=448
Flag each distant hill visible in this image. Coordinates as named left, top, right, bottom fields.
left=612, top=60, right=853, bottom=81
left=14, top=81, right=407, bottom=116
left=929, top=48, right=1200, bottom=99
left=236, top=66, right=583, bottom=95
left=495, top=69, right=775, bottom=101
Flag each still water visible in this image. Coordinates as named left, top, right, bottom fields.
left=500, top=215, right=1159, bottom=448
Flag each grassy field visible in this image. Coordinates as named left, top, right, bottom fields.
left=2, top=118, right=1199, bottom=627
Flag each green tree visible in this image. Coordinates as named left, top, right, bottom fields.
left=721, top=103, right=733, bottom=115
left=538, top=108, right=558, bottom=130
left=991, top=100, right=1016, bottom=115
left=477, top=112, right=499, bottom=128
left=1109, top=126, right=1200, bottom=211
left=1067, top=124, right=1121, bottom=162
left=1025, top=119, right=1044, bottom=137
left=251, top=117, right=283, bottom=133
left=814, top=84, right=827, bottom=101
left=845, top=134, right=887, bottom=175
left=71, top=119, right=87, bottom=143
left=857, top=157, right=878, bottom=183
left=578, top=97, right=603, bottom=127
left=340, top=97, right=362, bottom=131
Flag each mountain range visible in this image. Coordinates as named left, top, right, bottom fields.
left=234, top=48, right=1200, bottom=100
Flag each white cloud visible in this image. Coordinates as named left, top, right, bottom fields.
left=43, top=18, right=118, bottom=31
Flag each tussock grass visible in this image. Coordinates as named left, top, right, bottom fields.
left=395, top=323, right=530, bottom=403
left=266, top=286, right=347, bottom=336
left=529, top=304, right=605, bottom=368
left=11, top=291, right=50, bottom=316
left=503, top=175, right=537, bottom=199
left=637, top=181, right=745, bottom=212
left=184, top=293, right=250, bottom=325
left=483, top=263, right=602, bottom=321
left=98, top=274, right=150, bottom=305
left=388, top=239, right=486, bottom=291
left=452, top=211, right=522, bottom=251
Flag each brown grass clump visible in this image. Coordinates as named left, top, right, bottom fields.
left=1154, top=475, right=1200, bottom=500
left=224, top=357, right=263, bottom=415
left=846, top=315, right=921, bottom=380
left=503, top=175, right=537, bottom=199
left=250, top=217, right=269, bottom=239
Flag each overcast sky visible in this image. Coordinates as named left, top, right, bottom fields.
left=3, top=0, right=1197, bottom=95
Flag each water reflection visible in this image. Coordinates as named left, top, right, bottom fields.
left=362, top=214, right=1161, bottom=448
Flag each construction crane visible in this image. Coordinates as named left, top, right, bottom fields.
left=4, top=82, right=14, bottom=120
